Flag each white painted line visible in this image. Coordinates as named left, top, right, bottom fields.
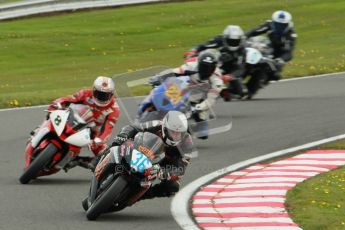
left=278, top=71, right=345, bottom=82
left=0, top=104, right=47, bottom=112
left=195, top=217, right=295, bottom=224
left=218, top=177, right=306, bottom=183
left=171, top=133, right=345, bottom=230
left=196, top=190, right=287, bottom=197
left=294, top=153, right=345, bottom=158
left=192, top=206, right=286, bottom=214
left=262, top=165, right=330, bottom=172
left=234, top=171, right=319, bottom=177
left=272, top=160, right=345, bottom=165
left=206, top=183, right=297, bottom=189
left=193, top=197, right=286, bottom=204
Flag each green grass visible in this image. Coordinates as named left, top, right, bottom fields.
left=1, top=0, right=345, bottom=108
left=0, top=0, right=23, bottom=4
left=286, top=139, right=345, bottom=230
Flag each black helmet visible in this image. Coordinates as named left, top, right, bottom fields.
left=133, top=132, right=165, bottom=164
left=197, top=51, right=218, bottom=81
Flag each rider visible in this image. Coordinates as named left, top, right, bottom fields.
left=112, top=110, right=194, bottom=199
left=245, top=10, right=297, bottom=83
left=150, top=50, right=225, bottom=139
left=185, top=25, right=247, bottom=99
left=47, top=76, right=120, bottom=162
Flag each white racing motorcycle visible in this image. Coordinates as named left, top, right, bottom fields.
left=20, top=104, right=95, bottom=184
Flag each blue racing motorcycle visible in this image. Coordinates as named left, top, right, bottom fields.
left=137, top=75, right=191, bottom=122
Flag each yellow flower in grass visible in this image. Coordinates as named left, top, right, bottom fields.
left=8, top=99, right=19, bottom=107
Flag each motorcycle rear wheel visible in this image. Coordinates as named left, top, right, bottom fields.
left=86, top=175, right=128, bottom=220
left=19, top=143, right=58, bottom=184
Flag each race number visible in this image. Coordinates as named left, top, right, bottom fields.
left=130, top=149, right=152, bottom=173
left=54, top=115, right=62, bottom=126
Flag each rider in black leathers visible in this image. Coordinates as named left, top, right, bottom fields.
left=186, top=25, right=247, bottom=98
left=245, top=10, right=297, bottom=83
left=112, top=111, right=194, bottom=199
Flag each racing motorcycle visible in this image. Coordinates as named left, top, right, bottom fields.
left=138, top=73, right=211, bottom=139
left=137, top=73, right=191, bottom=122
left=242, top=36, right=277, bottom=99
left=220, top=36, right=277, bottom=101
left=19, top=104, right=95, bottom=184
left=82, top=132, right=164, bottom=220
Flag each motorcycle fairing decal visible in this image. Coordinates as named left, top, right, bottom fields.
left=50, top=110, right=69, bottom=136
left=130, top=149, right=152, bottom=173
left=164, top=83, right=183, bottom=105
left=152, top=77, right=191, bottom=112
left=64, top=128, right=92, bottom=147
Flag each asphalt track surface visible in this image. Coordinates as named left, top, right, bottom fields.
left=1, top=73, right=345, bottom=230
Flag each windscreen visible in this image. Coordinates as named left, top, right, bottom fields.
left=134, top=132, right=165, bottom=164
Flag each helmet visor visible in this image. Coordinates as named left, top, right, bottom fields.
left=93, top=89, right=113, bottom=102
left=272, top=22, right=289, bottom=35
left=198, top=63, right=216, bottom=80
left=226, top=38, right=240, bottom=48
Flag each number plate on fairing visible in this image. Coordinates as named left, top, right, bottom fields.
left=130, top=149, right=152, bottom=173
left=50, top=110, right=69, bottom=136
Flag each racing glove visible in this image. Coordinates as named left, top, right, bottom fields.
left=194, top=101, right=208, bottom=112
left=88, top=137, right=107, bottom=155
left=112, top=133, right=129, bottom=146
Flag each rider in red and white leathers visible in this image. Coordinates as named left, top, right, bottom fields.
left=47, top=76, right=120, bottom=155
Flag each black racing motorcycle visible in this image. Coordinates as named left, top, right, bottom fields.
left=82, top=132, right=165, bottom=220
left=243, top=36, right=278, bottom=99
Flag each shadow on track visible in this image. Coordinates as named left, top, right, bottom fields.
left=76, top=208, right=172, bottom=222
left=17, top=178, right=90, bottom=185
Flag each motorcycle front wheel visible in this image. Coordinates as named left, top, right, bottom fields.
left=86, top=175, right=128, bottom=221
left=19, top=143, right=58, bottom=184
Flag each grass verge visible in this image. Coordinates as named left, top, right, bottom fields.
left=286, top=139, right=345, bottom=230
left=1, top=0, right=345, bottom=108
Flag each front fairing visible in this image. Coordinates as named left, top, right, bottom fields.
left=64, top=128, right=92, bottom=147
left=62, top=104, right=94, bottom=146
left=151, top=77, right=191, bottom=112
left=50, top=110, right=69, bottom=136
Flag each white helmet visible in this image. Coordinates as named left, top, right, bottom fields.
left=162, top=111, right=188, bottom=146
left=223, top=25, right=244, bottom=51
left=92, top=76, right=115, bottom=107
left=271, top=10, right=292, bottom=36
